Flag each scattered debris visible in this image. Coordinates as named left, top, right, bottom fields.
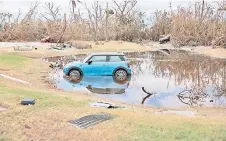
left=44, top=55, right=80, bottom=65
left=48, top=57, right=66, bottom=69
left=158, top=49, right=171, bottom=55
left=21, top=98, right=36, bottom=105
left=90, top=102, right=125, bottom=109
left=155, top=110, right=196, bottom=116
left=0, top=106, right=8, bottom=112
left=69, top=113, right=115, bottom=129
left=94, top=42, right=104, bottom=45
left=49, top=43, right=72, bottom=50
left=49, top=63, right=63, bottom=69
left=177, top=89, right=209, bottom=106
left=48, top=42, right=92, bottom=50
left=24, top=124, right=31, bottom=129
left=72, top=42, right=92, bottom=49
left=41, top=36, right=51, bottom=43
left=0, top=74, right=30, bottom=85
left=159, top=34, right=170, bottom=44
left=13, top=45, right=34, bottom=51
left=188, top=40, right=198, bottom=47
left=41, top=36, right=61, bottom=43
left=0, top=69, right=9, bottom=71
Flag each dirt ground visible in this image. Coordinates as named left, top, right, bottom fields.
left=1, top=41, right=226, bottom=141
left=0, top=41, right=225, bottom=59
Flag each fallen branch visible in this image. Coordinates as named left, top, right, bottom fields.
left=141, top=87, right=156, bottom=105
left=0, top=74, right=30, bottom=85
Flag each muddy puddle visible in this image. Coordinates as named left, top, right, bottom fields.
left=44, top=50, right=226, bottom=109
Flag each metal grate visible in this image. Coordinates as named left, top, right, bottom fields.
left=69, top=113, right=115, bottom=129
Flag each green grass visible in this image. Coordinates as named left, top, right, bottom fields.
left=0, top=54, right=29, bottom=69
left=1, top=87, right=226, bottom=141
left=0, top=136, right=13, bottom=141
left=120, top=118, right=226, bottom=141
left=0, top=86, right=87, bottom=109
left=0, top=86, right=88, bottom=141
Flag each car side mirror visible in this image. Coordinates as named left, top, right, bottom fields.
left=88, top=61, right=93, bottom=65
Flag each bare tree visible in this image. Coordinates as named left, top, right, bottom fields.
left=70, top=0, right=82, bottom=22
left=84, top=0, right=104, bottom=41
left=41, top=2, right=61, bottom=21
left=22, top=2, right=39, bottom=22
left=94, top=1, right=99, bottom=41
left=14, top=9, right=21, bottom=24
left=218, top=5, right=226, bottom=10
left=112, top=0, right=145, bottom=41
left=70, top=0, right=82, bottom=13
left=105, top=2, right=109, bottom=41
left=105, top=3, right=114, bottom=41
left=113, top=0, right=137, bottom=24
left=0, top=13, right=12, bottom=31
left=57, top=14, right=67, bottom=45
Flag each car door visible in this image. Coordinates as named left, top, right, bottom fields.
left=82, top=55, right=107, bottom=76
left=105, top=55, right=125, bottom=75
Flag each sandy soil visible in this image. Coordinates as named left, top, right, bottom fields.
left=0, top=41, right=225, bottom=59
left=0, top=41, right=151, bottom=58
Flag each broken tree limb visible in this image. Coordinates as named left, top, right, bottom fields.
left=158, top=49, right=171, bottom=56
left=141, top=87, right=156, bottom=105
left=159, top=34, right=171, bottom=44
left=56, top=13, right=67, bottom=46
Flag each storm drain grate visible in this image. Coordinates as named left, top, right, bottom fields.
left=69, top=113, right=115, bottom=129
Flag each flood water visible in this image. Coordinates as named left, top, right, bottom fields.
left=45, top=50, right=226, bottom=109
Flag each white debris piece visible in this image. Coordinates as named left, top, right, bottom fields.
left=0, top=74, right=30, bottom=85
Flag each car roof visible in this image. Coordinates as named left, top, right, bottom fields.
left=89, top=52, right=125, bottom=56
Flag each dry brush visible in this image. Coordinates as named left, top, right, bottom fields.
left=0, top=0, right=225, bottom=47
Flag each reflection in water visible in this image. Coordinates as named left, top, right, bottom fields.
left=57, top=75, right=130, bottom=94
left=131, top=50, right=226, bottom=107
left=177, top=90, right=209, bottom=106
left=52, top=50, right=226, bottom=108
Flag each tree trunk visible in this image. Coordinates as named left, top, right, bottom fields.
left=57, top=13, right=67, bottom=45
left=105, top=2, right=109, bottom=41
left=94, top=1, right=99, bottom=42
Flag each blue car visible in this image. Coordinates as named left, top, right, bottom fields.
left=63, top=52, right=132, bottom=82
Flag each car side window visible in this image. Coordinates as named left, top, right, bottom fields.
left=109, top=56, right=124, bottom=62
left=89, top=56, right=106, bottom=62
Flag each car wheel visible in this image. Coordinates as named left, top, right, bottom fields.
left=68, top=69, right=82, bottom=81
left=114, top=69, right=128, bottom=82
left=113, top=75, right=131, bottom=85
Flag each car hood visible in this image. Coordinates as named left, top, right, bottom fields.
left=64, top=61, right=81, bottom=67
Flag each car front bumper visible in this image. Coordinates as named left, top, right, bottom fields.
left=63, top=67, right=69, bottom=76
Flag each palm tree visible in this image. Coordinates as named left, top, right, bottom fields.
left=70, top=0, right=82, bottom=13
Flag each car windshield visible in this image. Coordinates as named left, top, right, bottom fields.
left=82, top=54, right=93, bottom=63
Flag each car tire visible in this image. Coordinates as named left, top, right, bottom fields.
left=113, top=69, right=128, bottom=82
left=68, top=69, right=83, bottom=82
